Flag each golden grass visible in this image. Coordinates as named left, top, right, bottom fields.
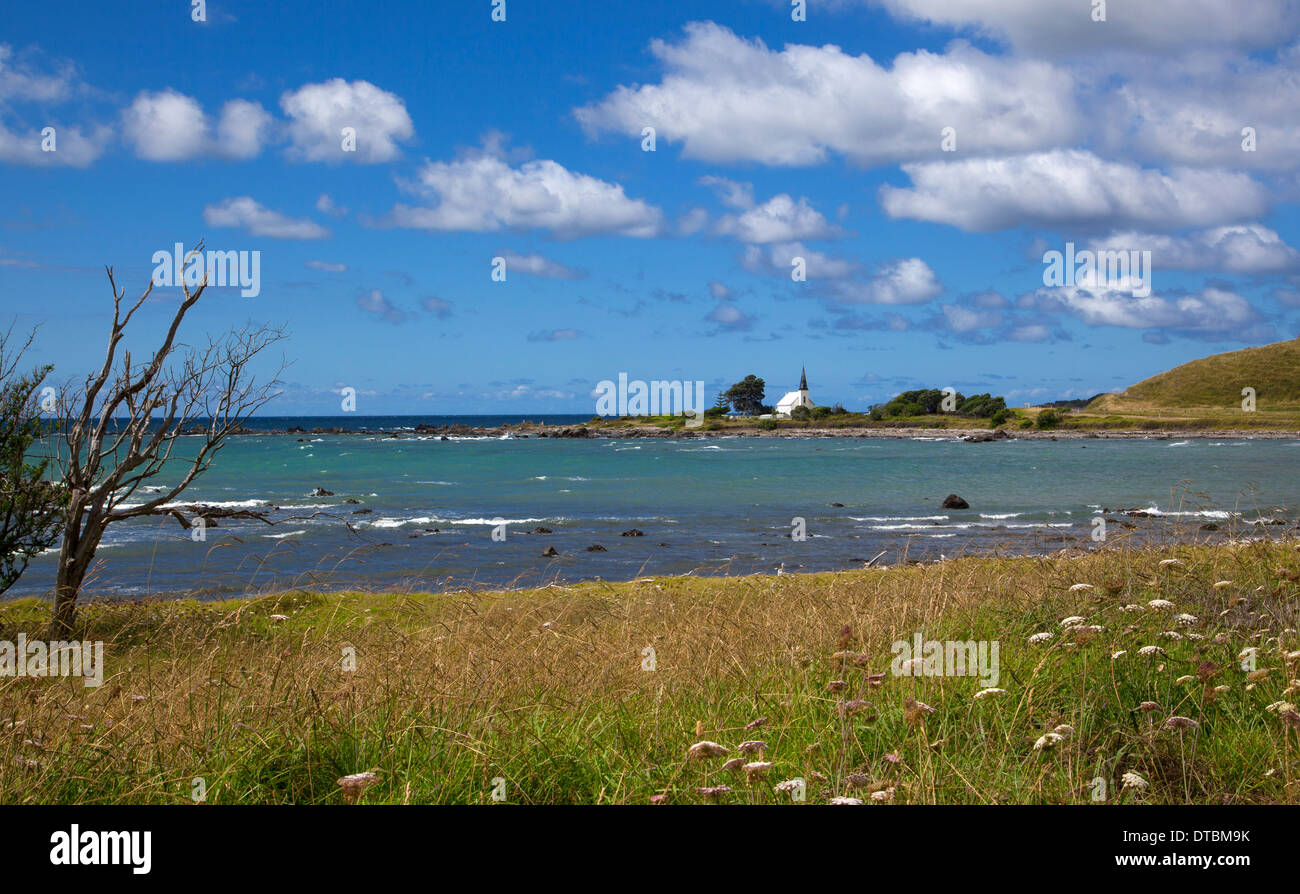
left=2, top=539, right=1298, bottom=804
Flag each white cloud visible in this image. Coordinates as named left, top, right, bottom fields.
left=357, top=289, right=413, bottom=324
left=316, top=194, right=347, bottom=217
left=715, top=193, right=840, bottom=243
left=706, top=299, right=755, bottom=332
left=699, top=175, right=755, bottom=209
left=203, top=196, right=330, bottom=240
left=0, top=121, right=107, bottom=166
left=1089, top=225, right=1300, bottom=274
left=305, top=260, right=347, bottom=273
left=122, top=90, right=272, bottom=160
left=1023, top=282, right=1264, bottom=337
left=280, top=79, right=413, bottom=163
left=215, top=99, right=272, bottom=159
left=879, top=150, right=1269, bottom=232
left=832, top=257, right=943, bottom=305
left=0, top=44, right=78, bottom=102
left=122, top=90, right=208, bottom=161
left=742, top=242, right=857, bottom=279
left=384, top=149, right=662, bottom=238
left=575, top=22, right=1078, bottom=166
left=866, top=0, right=1300, bottom=54
left=942, top=303, right=1002, bottom=332
left=501, top=250, right=585, bottom=279
left=1113, top=48, right=1300, bottom=172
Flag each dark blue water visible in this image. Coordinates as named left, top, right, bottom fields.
left=9, top=432, right=1298, bottom=600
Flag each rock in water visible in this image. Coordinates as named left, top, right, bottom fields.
left=540, top=546, right=559, bottom=557
left=942, top=494, right=970, bottom=509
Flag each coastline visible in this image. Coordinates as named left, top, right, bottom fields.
left=229, top=421, right=1300, bottom=440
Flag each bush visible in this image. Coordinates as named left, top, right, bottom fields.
left=703, top=405, right=727, bottom=419
left=790, top=405, right=812, bottom=421
left=758, top=418, right=779, bottom=430
left=1036, top=409, right=1061, bottom=430
left=990, top=408, right=1011, bottom=427
left=1019, top=419, right=1034, bottom=429
left=811, top=405, right=832, bottom=420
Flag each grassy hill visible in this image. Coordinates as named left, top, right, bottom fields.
left=1088, top=337, right=1300, bottom=415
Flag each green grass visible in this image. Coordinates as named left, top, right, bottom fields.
left=1087, top=336, right=1300, bottom=416
left=2, top=540, right=1298, bottom=804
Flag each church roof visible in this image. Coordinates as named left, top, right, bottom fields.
left=799, top=366, right=808, bottom=391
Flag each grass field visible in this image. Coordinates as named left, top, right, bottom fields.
left=2, top=540, right=1299, bottom=805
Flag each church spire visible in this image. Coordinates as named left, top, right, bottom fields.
left=799, top=366, right=808, bottom=392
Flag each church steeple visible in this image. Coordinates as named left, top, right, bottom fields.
left=799, top=366, right=808, bottom=392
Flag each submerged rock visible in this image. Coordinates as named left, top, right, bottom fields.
left=941, top=494, right=970, bottom=509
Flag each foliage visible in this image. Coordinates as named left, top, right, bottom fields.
left=722, top=375, right=766, bottom=416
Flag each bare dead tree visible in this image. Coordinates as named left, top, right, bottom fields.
left=51, top=243, right=286, bottom=631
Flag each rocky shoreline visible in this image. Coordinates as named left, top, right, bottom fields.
left=212, top=421, right=1300, bottom=441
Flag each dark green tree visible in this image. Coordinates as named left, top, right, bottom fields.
left=0, top=329, right=65, bottom=595
left=723, top=375, right=766, bottom=416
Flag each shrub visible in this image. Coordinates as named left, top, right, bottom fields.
left=1036, top=409, right=1061, bottom=429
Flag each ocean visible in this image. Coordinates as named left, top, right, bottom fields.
left=9, top=418, right=1299, bottom=600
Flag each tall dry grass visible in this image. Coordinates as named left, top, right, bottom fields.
left=1, top=539, right=1298, bottom=804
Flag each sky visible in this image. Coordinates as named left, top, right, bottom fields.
left=2, top=0, right=1300, bottom=415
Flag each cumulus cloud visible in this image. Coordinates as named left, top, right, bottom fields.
left=1113, top=48, right=1300, bottom=172
left=0, top=120, right=107, bottom=166
left=575, top=22, right=1078, bottom=166
left=879, top=150, right=1269, bottom=232
left=741, top=242, right=857, bottom=279
left=831, top=258, right=943, bottom=305
left=121, top=90, right=273, bottom=160
left=383, top=146, right=662, bottom=238
left=1022, top=282, right=1268, bottom=340
left=203, top=196, right=330, bottom=239
left=1089, top=225, right=1300, bottom=275
left=121, top=90, right=208, bottom=160
left=280, top=79, right=413, bottom=163
left=705, top=299, right=756, bottom=332
left=500, top=250, right=585, bottom=279
left=866, top=0, right=1300, bottom=55
left=714, top=193, right=841, bottom=243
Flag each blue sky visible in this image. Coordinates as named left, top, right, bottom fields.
left=2, top=0, right=1299, bottom=414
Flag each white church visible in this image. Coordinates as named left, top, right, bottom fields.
left=772, top=367, right=815, bottom=417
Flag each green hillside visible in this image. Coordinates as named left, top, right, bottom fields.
left=1088, top=337, right=1300, bottom=413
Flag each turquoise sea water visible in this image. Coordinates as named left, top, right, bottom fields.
left=9, top=427, right=1300, bottom=600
